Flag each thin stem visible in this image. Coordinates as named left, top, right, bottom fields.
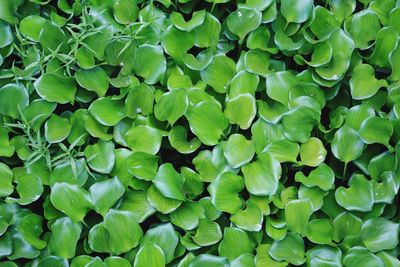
left=343, top=162, right=348, bottom=179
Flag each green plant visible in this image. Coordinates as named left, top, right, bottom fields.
left=0, top=0, right=399, bottom=266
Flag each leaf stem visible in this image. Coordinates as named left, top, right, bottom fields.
left=343, top=162, right=348, bottom=179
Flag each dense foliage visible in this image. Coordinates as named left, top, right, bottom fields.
left=0, top=0, right=400, bottom=266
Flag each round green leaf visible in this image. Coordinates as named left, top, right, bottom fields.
left=168, top=126, right=201, bottom=154
left=227, top=7, right=262, bottom=42
left=359, top=117, right=393, bottom=146
left=75, top=67, right=109, bottom=97
left=89, top=177, right=125, bottom=216
left=153, top=163, right=185, bottom=201
left=134, top=45, right=166, bottom=84
left=134, top=243, right=165, bottom=267
left=113, top=0, right=139, bottom=24
left=103, top=209, right=143, bottom=255
left=269, top=232, right=306, bottom=266
left=126, top=152, right=159, bottom=181
left=223, top=134, right=255, bottom=168
left=45, top=114, right=71, bottom=143
left=218, top=227, right=254, bottom=261
left=154, top=88, right=188, bottom=125
left=331, top=125, right=364, bottom=163
left=335, top=174, right=374, bottom=212
left=200, top=55, right=236, bottom=93
left=208, top=172, right=244, bottom=214
left=186, top=101, right=229, bottom=146
left=350, top=64, right=388, bottom=100
left=126, top=125, right=162, bottom=155
left=224, top=93, right=257, bottom=130
left=88, top=97, right=126, bottom=126
left=48, top=217, right=82, bottom=259
left=242, top=153, right=281, bottom=196
left=299, top=137, right=327, bottom=167
left=0, top=84, right=28, bottom=119
left=34, top=73, right=77, bottom=104
left=361, top=217, right=399, bottom=253
left=50, top=182, right=92, bottom=223
left=84, top=141, right=115, bottom=174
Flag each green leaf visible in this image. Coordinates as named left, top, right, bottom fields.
left=343, top=247, right=385, bottom=267
left=223, top=134, right=255, bottom=168
left=200, top=55, right=236, bottom=93
left=194, top=13, right=221, bottom=48
left=208, top=172, right=244, bottom=214
left=142, top=223, right=179, bottom=264
left=120, top=189, right=155, bottom=222
left=134, top=243, right=165, bottom=267
left=188, top=254, right=229, bottom=267
left=361, top=217, right=399, bottom=252
left=269, top=232, right=306, bottom=266
left=168, top=126, right=201, bottom=154
left=7, top=174, right=43, bottom=205
left=263, top=139, right=300, bottom=163
left=161, top=25, right=195, bottom=63
left=369, top=26, right=398, bottom=68
left=299, top=137, right=327, bottom=167
left=306, top=246, right=342, bottom=267
left=244, top=49, right=270, bottom=77
left=359, top=117, right=393, bottom=146
left=218, top=227, right=254, bottom=261
left=266, top=71, right=297, bottom=106
left=113, top=0, right=139, bottom=24
left=48, top=217, right=82, bottom=259
left=192, top=219, right=222, bottom=246
left=230, top=200, right=263, bottom=232
left=126, top=152, right=159, bottom=181
left=89, top=177, right=125, bottom=216
left=186, top=101, right=229, bottom=146
left=242, top=153, right=281, bottom=196
left=103, top=209, right=143, bottom=254
left=153, top=163, right=185, bottom=201
left=134, top=45, right=166, bottom=84
left=88, top=97, right=126, bottom=126
left=126, top=125, right=162, bottom=155
left=34, top=73, right=76, bottom=104
left=45, top=114, right=71, bottom=143
left=88, top=223, right=110, bottom=253
left=170, top=201, right=204, bottom=230
left=335, top=174, right=374, bottom=212
left=224, top=93, right=257, bottom=130
left=346, top=10, right=381, bottom=49
left=0, top=162, right=13, bottom=197
left=281, top=0, right=313, bottom=24
left=305, top=219, right=333, bottom=245
left=333, top=212, right=362, bottom=242
left=75, top=67, right=109, bottom=97
left=227, top=7, right=262, bottom=42
left=50, top=182, right=92, bottom=223
left=154, top=88, right=188, bottom=125
left=84, top=141, right=115, bottom=174
left=329, top=0, right=356, bottom=22
left=285, top=199, right=313, bottom=235
left=0, top=84, right=28, bottom=119
left=350, top=64, right=388, bottom=100
left=105, top=257, right=131, bottom=267
left=331, top=125, right=364, bottom=163
left=18, top=214, right=46, bottom=250
left=295, top=163, right=335, bottom=191
left=147, top=185, right=182, bottom=214
left=171, top=10, right=205, bottom=31
left=125, top=83, right=154, bottom=117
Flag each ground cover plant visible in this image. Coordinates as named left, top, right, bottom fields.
left=0, top=0, right=399, bottom=266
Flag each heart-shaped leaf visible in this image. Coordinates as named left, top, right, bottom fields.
left=335, top=174, right=374, bottom=212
